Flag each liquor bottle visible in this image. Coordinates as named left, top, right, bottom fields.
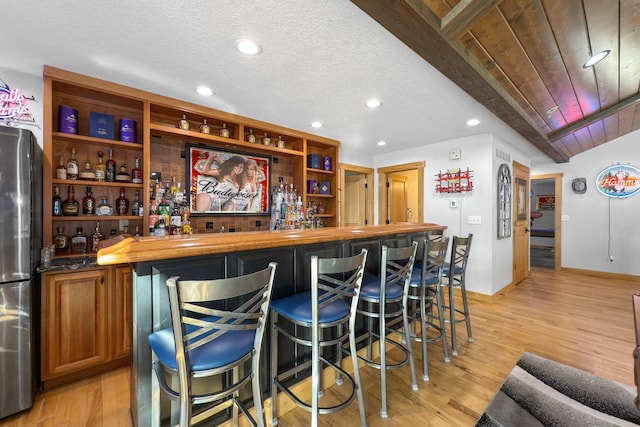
left=115, top=164, right=131, bottom=183
left=131, top=190, right=141, bottom=216
left=170, top=204, right=181, bottom=233
left=133, top=224, right=141, bottom=237
left=106, top=148, right=116, bottom=182
left=62, top=186, right=79, bottom=216
left=154, top=217, right=168, bottom=236
left=78, top=159, right=96, bottom=180
left=148, top=198, right=158, bottom=234
left=54, top=226, right=69, bottom=255
left=170, top=176, right=178, bottom=197
left=246, top=128, right=256, bottom=143
left=174, top=182, right=184, bottom=205
left=56, top=155, right=67, bottom=180
left=277, top=136, right=285, bottom=148
left=219, top=123, right=230, bottom=138
left=96, top=196, right=113, bottom=216
left=177, top=114, right=189, bottom=131
left=116, top=187, right=130, bottom=215
left=181, top=206, right=191, bottom=235
left=95, top=151, right=106, bottom=182
left=70, top=227, right=88, bottom=254
left=66, top=147, right=79, bottom=180
left=261, top=132, right=271, bottom=146
left=53, top=185, right=63, bottom=216
left=82, top=186, right=96, bottom=215
left=200, top=119, right=211, bottom=134
left=131, top=157, right=143, bottom=184
left=158, top=197, right=170, bottom=227
left=91, top=221, right=106, bottom=253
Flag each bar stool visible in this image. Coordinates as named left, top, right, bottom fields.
left=270, top=250, right=368, bottom=427
left=356, top=242, right=418, bottom=418
left=407, top=237, right=450, bottom=381
left=148, top=263, right=277, bottom=427
left=441, top=234, right=473, bottom=356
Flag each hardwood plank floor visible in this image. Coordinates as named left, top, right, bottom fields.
left=2, top=267, right=636, bottom=426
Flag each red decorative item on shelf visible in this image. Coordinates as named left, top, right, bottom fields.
left=435, top=168, right=474, bottom=193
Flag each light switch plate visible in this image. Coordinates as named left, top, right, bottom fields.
left=468, top=215, right=481, bottom=225
left=450, top=148, right=461, bottom=160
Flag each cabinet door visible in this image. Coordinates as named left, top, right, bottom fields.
left=113, top=265, right=132, bottom=360
left=41, top=267, right=110, bottom=380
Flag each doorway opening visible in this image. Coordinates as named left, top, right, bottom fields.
left=377, top=162, right=424, bottom=225
left=530, top=173, right=562, bottom=269
left=339, top=163, right=374, bottom=226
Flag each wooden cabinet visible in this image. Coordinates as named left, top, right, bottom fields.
left=40, top=265, right=131, bottom=388
left=305, top=139, right=338, bottom=227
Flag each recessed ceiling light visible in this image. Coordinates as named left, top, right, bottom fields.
left=366, top=99, right=381, bottom=108
left=466, top=118, right=480, bottom=126
left=235, top=39, right=262, bottom=55
left=311, top=121, right=323, bottom=128
left=196, top=86, right=213, bottom=96
left=377, top=140, right=386, bottom=146
left=583, top=50, right=610, bottom=68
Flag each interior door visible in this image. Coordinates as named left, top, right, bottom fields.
left=512, top=161, right=530, bottom=284
left=388, top=174, right=407, bottom=223
left=344, top=174, right=367, bottom=226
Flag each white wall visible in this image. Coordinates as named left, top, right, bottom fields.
left=0, top=67, right=43, bottom=146
left=531, top=128, right=640, bottom=275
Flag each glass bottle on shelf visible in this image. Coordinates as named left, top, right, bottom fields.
left=56, top=155, right=67, bottom=180
left=261, top=132, right=271, bottom=146
left=91, top=221, right=105, bottom=253
left=219, top=123, right=230, bottom=138
left=66, top=147, right=79, bottom=180
left=96, top=196, right=113, bottom=216
left=170, top=204, right=181, bottom=233
left=246, top=128, right=256, bottom=143
left=177, top=114, right=190, bottom=131
left=62, top=186, right=79, bottom=216
left=148, top=198, right=158, bottom=234
left=174, top=182, right=184, bottom=205
left=78, top=159, right=96, bottom=181
left=82, top=186, right=96, bottom=215
left=131, top=156, right=143, bottom=184
left=106, top=148, right=116, bottom=182
left=116, top=187, right=129, bottom=215
left=70, top=227, right=88, bottom=254
left=277, top=136, right=285, bottom=148
left=158, top=197, right=170, bottom=227
left=200, top=119, right=211, bottom=135
left=95, top=151, right=106, bottom=182
left=131, top=190, right=141, bottom=216
left=170, top=176, right=178, bottom=196
left=54, top=226, right=69, bottom=256
left=318, top=201, right=326, bottom=214
left=133, top=224, right=141, bottom=237
left=52, top=185, right=63, bottom=216
left=115, top=164, right=131, bottom=183
left=154, top=217, right=168, bottom=236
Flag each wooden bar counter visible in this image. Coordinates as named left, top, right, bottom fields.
left=97, top=223, right=444, bottom=426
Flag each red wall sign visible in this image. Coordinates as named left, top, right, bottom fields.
left=595, top=164, right=640, bottom=198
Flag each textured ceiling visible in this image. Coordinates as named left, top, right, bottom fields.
left=1, top=0, right=547, bottom=163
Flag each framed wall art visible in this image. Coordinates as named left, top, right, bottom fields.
left=186, top=143, right=271, bottom=215
left=497, top=163, right=512, bottom=239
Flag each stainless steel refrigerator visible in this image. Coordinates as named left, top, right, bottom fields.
left=0, top=127, right=41, bottom=419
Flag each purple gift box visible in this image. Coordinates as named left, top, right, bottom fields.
left=58, top=105, right=78, bottom=134
left=318, top=181, right=331, bottom=195
left=307, top=179, right=316, bottom=194
left=323, top=156, right=332, bottom=171
left=119, top=118, right=137, bottom=142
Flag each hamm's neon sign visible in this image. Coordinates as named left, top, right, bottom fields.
left=0, top=79, right=35, bottom=127
left=595, top=164, right=640, bottom=198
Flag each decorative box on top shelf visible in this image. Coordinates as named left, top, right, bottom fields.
left=89, top=112, right=115, bottom=140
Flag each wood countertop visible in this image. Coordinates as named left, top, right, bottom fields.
left=96, top=223, right=445, bottom=265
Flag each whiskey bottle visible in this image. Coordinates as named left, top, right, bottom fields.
left=96, top=196, right=113, bottom=216
left=115, top=187, right=130, bottom=215
left=219, top=123, right=230, bottom=138
left=277, top=135, right=285, bottom=148
left=131, top=190, right=141, bottom=216
left=52, top=185, right=63, bottom=216
left=91, top=221, right=105, bottom=253
left=105, top=148, right=116, bottom=182
left=78, top=159, right=96, bottom=181
left=177, top=114, right=190, bottom=131
left=54, top=226, right=69, bottom=256
left=261, top=132, right=271, bottom=146
left=62, top=186, right=79, bottom=216
left=131, top=157, right=143, bottom=184
left=169, top=176, right=178, bottom=197
left=115, top=164, right=131, bottom=183
left=200, top=119, right=211, bottom=134
left=66, top=147, right=79, bottom=180
left=148, top=198, right=158, bottom=234
left=70, top=227, right=88, bottom=254
left=56, top=155, right=67, bottom=180
left=95, top=151, right=106, bottom=182
left=82, top=186, right=96, bottom=215
left=246, top=128, right=256, bottom=143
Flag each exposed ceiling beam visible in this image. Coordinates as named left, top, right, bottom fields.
left=441, top=0, right=505, bottom=41
left=351, top=0, right=569, bottom=163
left=548, top=92, right=640, bottom=142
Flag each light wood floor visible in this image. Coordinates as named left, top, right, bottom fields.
left=2, top=267, right=637, bottom=426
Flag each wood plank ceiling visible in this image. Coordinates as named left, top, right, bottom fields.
left=351, top=0, right=640, bottom=163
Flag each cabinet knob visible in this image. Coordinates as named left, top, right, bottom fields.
left=100, top=275, right=105, bottom=284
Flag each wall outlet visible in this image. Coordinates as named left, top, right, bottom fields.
left=450, top=199, right=458, bottom=208
left=468, top=215, right=482, bottom=225
left=450, top=148, right=461, bottom=160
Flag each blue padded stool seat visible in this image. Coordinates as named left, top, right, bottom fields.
left=149, top=322, right=256, bottom=372
left=443, top=262, right=464, bottom=276
left=360, top=279, right=403, bottom=300
left=270, top=291, right=350, bottom=324
left=409, top=269, right=439, bottom=286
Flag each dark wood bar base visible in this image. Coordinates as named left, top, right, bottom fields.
left=98, top=224, right=444, bottom=426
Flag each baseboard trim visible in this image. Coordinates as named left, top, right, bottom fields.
left=560, top=267, right=640, bottom=282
